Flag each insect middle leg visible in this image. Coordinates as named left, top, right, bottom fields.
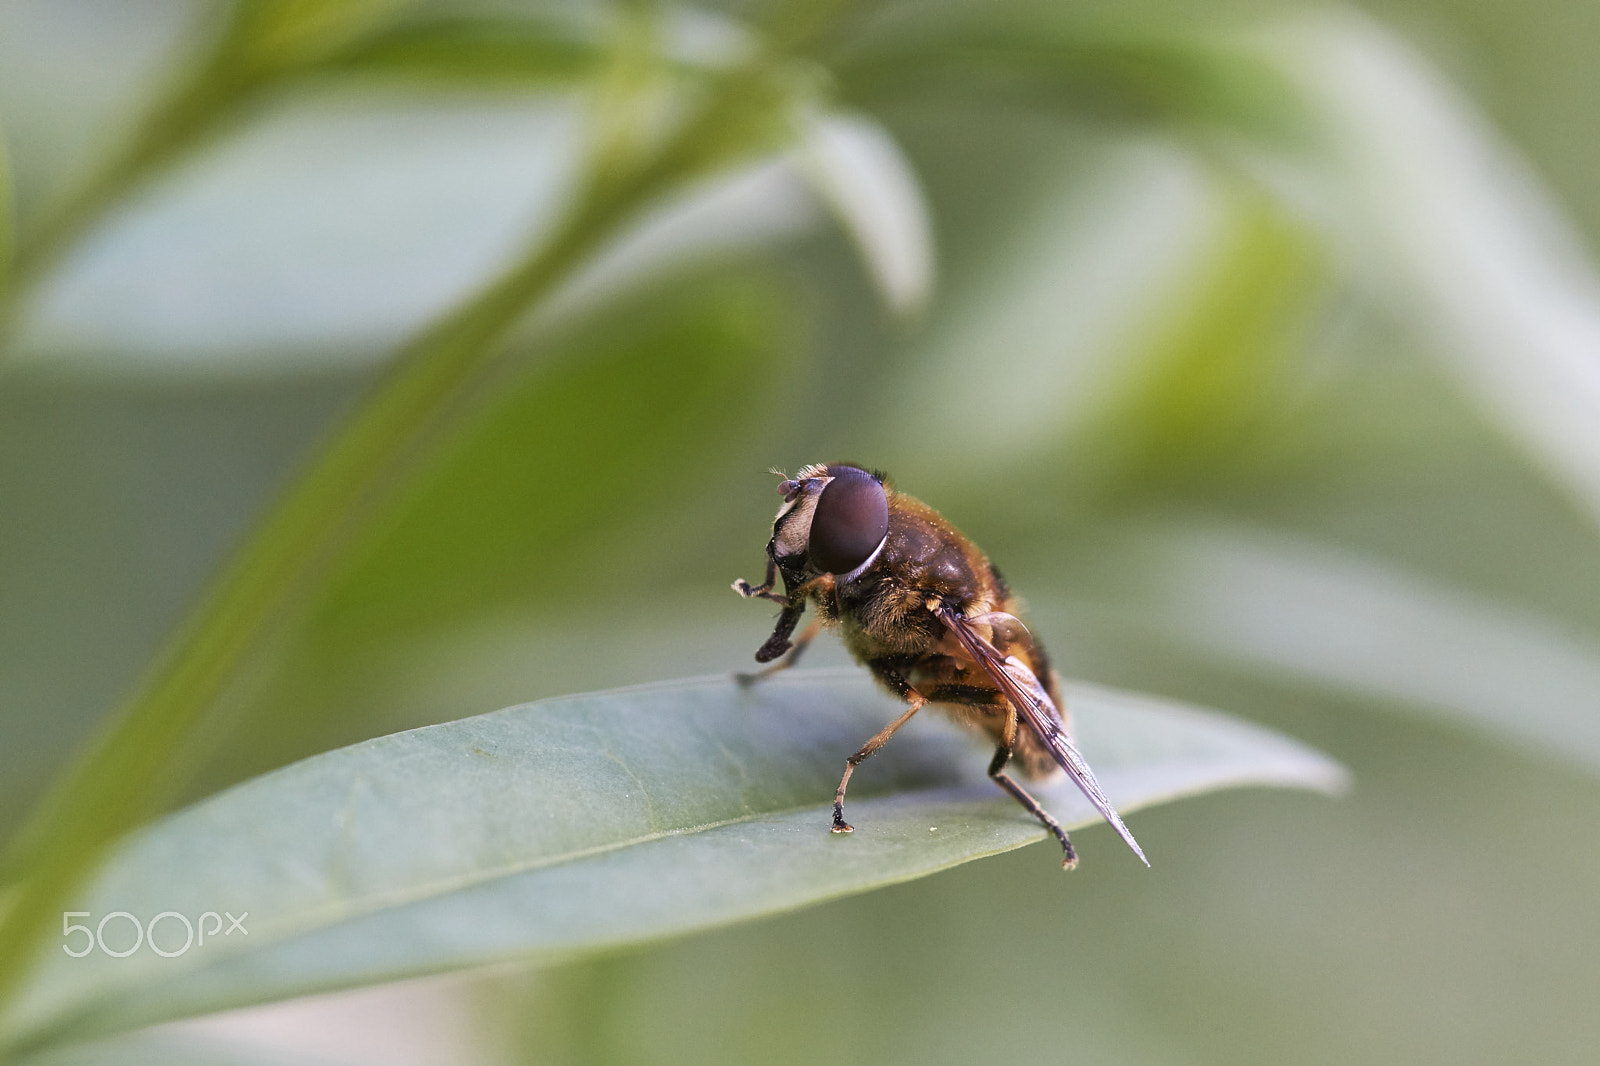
left=989, top=703, right=1078, bottom=869
left=832, top=683, right=927, bottom=834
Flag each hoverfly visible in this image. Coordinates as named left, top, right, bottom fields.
left=734, top=463, right=1147, bottom=868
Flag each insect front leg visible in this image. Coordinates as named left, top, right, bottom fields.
left=746, top=594, right=809, bottom=664
left=742, top=573, right=834, bottom=666
left=833, top=668, right=926, bottom=834
left=989, top=702, right=1078, bottom=870
left=735, top=617, right=821, bottom=685
left=732, top=553, right=788, bottom=604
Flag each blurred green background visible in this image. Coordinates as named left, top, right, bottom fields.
left=3, top=0, right=1600, bottom=1063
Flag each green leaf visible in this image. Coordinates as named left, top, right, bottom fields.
left=0, top=127, right=13, bottom=286
left=231, top=0, right=422, bottom=68
left=13, top=94, right=586, bottom=371
left=871, top=139, right=1248, bottom=489
left=0, top=672, right=1342, bottom=1055
left=835, top=21, right=1305, bottom=143
left=306, top=271, right=792, bottom=650
left=793, top=109, right=934, bottom=315
left=0, top=0, right=847, bottom=1019
left=20, top=1029, right=323, bottom=1066
left=324, top=8, right=755, bottom=87
left=327, top=16, right=610, bottom=86
left=1063, top=520, right=1600, bottom=775
left=152, top=270, right=797, bottom=799
left=1072, top=185, right=1327, bottom=494
left=1251, top=12, right=1600, bottom=539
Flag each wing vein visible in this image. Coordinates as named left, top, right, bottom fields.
left=935, top=606, right=1149, bottom=865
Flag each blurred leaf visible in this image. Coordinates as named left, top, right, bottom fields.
left=329, top=15, right=610, bottom=86
left=835, top=19, right=1305, bottom=142
left=1251, top=11, right=1600, bottom=539
left=148, top=269, right=798, bottom=799
left=309, top=270, right=791, bottom=652
left=327, top=7, right=756, bottom=87
left=521, top=157, right=820, bottom=333
left=872, top=138, right=1216, bottom=488
left=0, top=2, right=846, bottom=1012
left=11, top=102, right=832, bottom=375
left=793, top=109, right=933, bottom=315
left=1067, top=520, right=1600, bottom=775
left=0, top=0, right=431, bottom=307
left=14, top=94, right=586, bottom=371
left=22, top=1029, right=331, bottom=1066
left=0, top=2, right=200, bottom=230
left=1077, top=185, right=1327, bottom=493
left=0, top=672, right=1342, bottom=1054
left=0, top=127, right=13, bottom=287
left=9, top=11, right=935, bottom=373
left=231, top=0, right=422, bottom=68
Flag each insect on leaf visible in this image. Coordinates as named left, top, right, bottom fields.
left=0, top=673, right=1343, bottom=1056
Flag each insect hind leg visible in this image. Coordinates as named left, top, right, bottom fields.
left=989, top=707, right=1078, bottom=870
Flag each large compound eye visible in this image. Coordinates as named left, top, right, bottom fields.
left=808, top=466, right=888, bottom=575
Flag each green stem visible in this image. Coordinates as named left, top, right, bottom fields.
left=0, top=0, right=860, bottom=1031
left=0, top=88, right=711, bottom=1035
left=0, top=134, right=14, bottom=290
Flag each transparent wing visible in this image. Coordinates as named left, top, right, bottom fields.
left=936, top=606, right=1150, bottom=866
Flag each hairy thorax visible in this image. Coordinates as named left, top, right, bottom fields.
left=829, top=499, right=992, bottom=659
